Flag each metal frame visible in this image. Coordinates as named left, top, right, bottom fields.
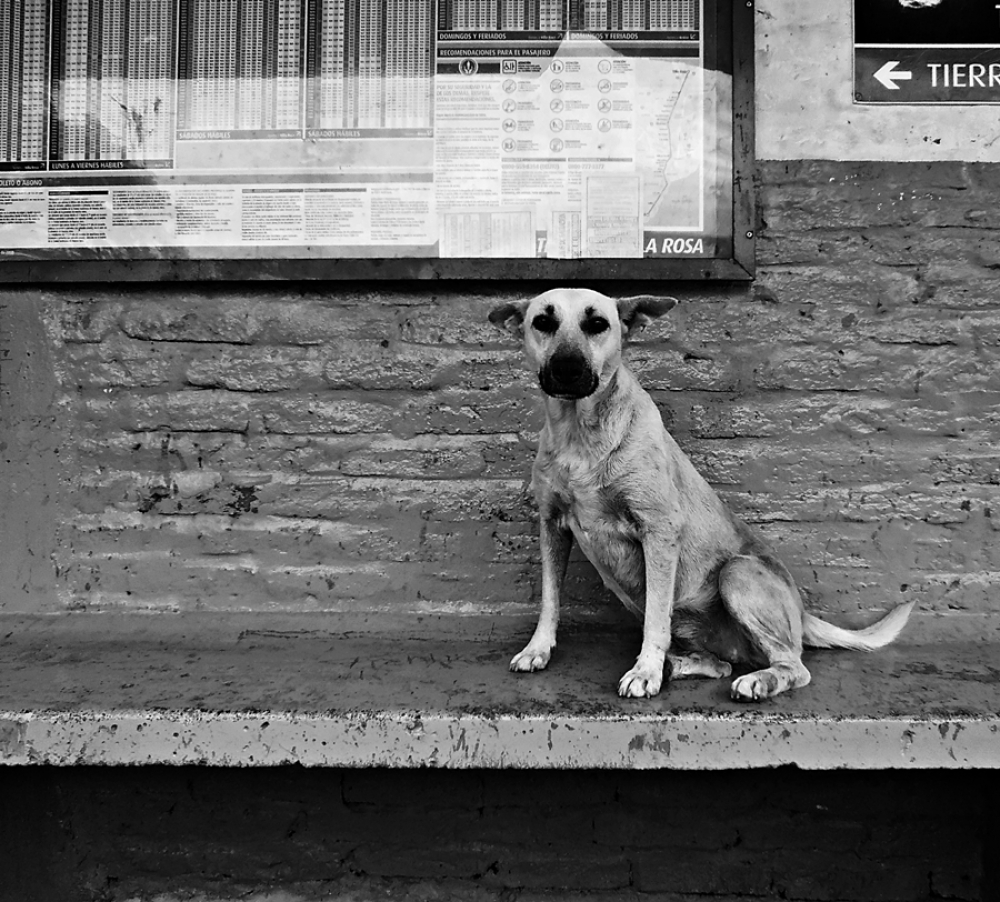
left=0, top=0, right=755, bottom=285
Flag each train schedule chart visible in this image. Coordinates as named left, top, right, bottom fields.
left=0, top=0, right=726, bottom=263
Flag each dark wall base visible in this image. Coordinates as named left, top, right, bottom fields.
left=1, top=766, right=994, bottom=902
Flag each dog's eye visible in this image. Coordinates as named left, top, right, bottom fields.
left=581, top=316, right=610, bottom=336
left=532, top=314, right=559, bottom=334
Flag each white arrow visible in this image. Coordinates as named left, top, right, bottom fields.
left=874, top=60, right=913, bottom=90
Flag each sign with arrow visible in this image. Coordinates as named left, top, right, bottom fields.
left=854, top=0, right=1000, bottom=104
left=873, top=60, right=913, bottom=91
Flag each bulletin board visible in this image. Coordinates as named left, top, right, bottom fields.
left=0, top=0, right=754, bottom=282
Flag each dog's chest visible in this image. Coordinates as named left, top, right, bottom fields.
left=541, top=449, right=640, bottom=545
left=538, top=444, right=646, bottom=611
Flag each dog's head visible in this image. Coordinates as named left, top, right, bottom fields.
left=489, top=288, right=677, bottom=401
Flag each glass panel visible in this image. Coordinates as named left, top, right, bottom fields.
left=0, top=0, right=737, bottom=270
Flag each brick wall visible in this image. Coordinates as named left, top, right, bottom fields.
left=3, top=160, right=999, bottom=621
left=2, top=766, right=992, bottom=902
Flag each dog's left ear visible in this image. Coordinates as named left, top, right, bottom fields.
left=488, top=299, right=531, bottom=337
left=617, top=295, right=678, bottom=335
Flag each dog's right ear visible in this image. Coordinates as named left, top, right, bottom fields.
left=488, top=299, right=531, bottom=338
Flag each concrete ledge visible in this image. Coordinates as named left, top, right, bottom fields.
left=1, top=611, right=997, bottom=769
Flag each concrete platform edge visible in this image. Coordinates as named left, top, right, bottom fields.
left=2, top=709, right=997, bottom=769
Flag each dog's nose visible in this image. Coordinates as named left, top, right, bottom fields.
left=540, top=348, right=598, bottom=398
left=551, top=351, right=586, bottom=384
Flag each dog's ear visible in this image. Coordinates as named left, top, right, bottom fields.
left=617, top=295, right=678, bottom=335
left=488, top=299, right=531, bottom=337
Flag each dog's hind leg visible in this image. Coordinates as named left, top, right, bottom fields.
left=718, top=555, right=811, bottom=701
left=668, top=651, right=732, bottom=680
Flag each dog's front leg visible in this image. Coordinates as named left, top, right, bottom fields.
left=618, top=534, right=677, bottom=698
left=510, top=510, right=571, bottom=672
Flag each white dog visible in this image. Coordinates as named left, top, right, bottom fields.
left=490, top=288, right=914, bottom=700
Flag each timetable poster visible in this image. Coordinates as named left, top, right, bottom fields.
left=0, top=0, right=730, bottom=262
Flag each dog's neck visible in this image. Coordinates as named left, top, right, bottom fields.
left=542, top=365, right=638, bottom=451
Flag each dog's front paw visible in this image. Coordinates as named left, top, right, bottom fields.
left=510, top=644, right=553, bottom=673
left=618, top=665, right=663, bottom=698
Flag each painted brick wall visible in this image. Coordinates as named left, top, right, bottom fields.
left=2, top=160, right=998, bottom=621
left=2, top=766, right=992, bottom=902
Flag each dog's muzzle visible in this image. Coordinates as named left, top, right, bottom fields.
left=539, top=347, right=599, bottom=399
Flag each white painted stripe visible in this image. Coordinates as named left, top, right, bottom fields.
left=856, top=43, right=1000, bottom=49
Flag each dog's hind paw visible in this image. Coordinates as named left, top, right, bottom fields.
left=730, top=661, right=810, bottom=701
left=669, top=652, right=733, bottom=680
left=510, top=645, right=552, bottom=672
left=617, top=665, right=663, bottom=698
left=730, top=671, right=778, bottom=701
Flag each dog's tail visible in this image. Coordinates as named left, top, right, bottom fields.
left=802, top=600, right=915, bottom=651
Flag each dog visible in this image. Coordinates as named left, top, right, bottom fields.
left=489, top=288, right=914, bottom=700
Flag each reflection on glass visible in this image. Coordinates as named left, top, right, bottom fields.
left=50, top=0, right=175, bottom=164
left=306, top=0, right=434, bottom=133
left=439, top=0, right=565, bottom=30
left=178, top=0, right=303, bottom=136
